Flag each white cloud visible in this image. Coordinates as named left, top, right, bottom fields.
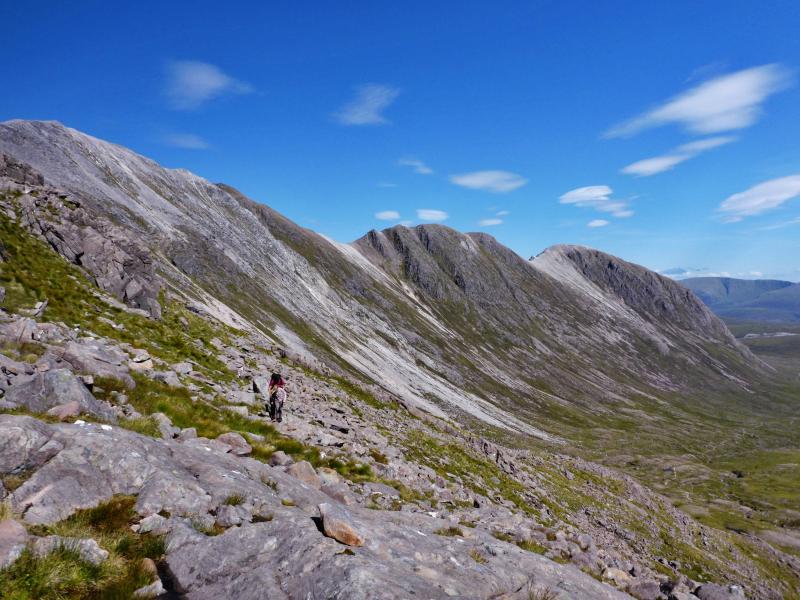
left=398, top=157, right=433, bottom=174
left=759, top=217, right=800, bottom=230
left=165, top=61, right=252, bottom=110
left=559, top=185, right=633, bottom=218
left=449, top=170, right=527, bottom=193
left=588, top=219, right=610, bottom=228
left=162, top=133, right=210, bottom=149
left=478, top=218, right=502, bottom=226
left=495, top=210, right=510, bottom=216
left=606, top=64, right=791, bottom=137
left=375, top=210, right=400, bottom=220
left=622, top=136, right=736, bottom=176
left=334, top=84, right=400, bottom=125
left=417, top=209, right=448, bottom=222
left=719, top=175, right=800, bottom=220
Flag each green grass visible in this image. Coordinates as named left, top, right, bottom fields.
left=0, top=496, right=165, bottom=600
left=434, top=526, right=464, bottom=537
left=223, top=493, right=245, bottom=506
left=0, top=209, right=236, bottom=383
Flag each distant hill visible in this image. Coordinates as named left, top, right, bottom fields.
left=681, top=277, right=800, bottom=322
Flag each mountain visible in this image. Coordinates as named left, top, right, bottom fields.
left=1, top=120, right=799, bottom=598
left=682, top=277, right=800, bottom=322
left=0, top=120, right=764, bottom=442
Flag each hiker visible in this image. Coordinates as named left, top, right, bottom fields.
left=268, top=372, right=287, bottom=422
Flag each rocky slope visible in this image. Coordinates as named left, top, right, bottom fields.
left=0, top=120, right=764, bottom=442
left=0, top=120, right=798, bottom=598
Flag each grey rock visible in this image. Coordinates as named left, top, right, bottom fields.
left=216, top=504, right=252, bottom=528
left=62, top=339, right=132, bottom=384
left=177, top=427, right=197, bottom=441
left=268, top=450, right=293, bottom=466
left=3, top=368, right=117, bottom=422
left=45, top=400, right=81, bottom=421
left=321, top=482, right=357, bottom=506
left=0, top=414, right=60, bottom=474
left=629, top=580, right=665, bottom=600
left=286, top=461, right=321, bottom=489
left=252, top=376, right=270, bottom=395
left=151, top=370, right=181, bottom=387
left=152, top=412, right=178, bottom=440
left=172, top=362, right=192, bottom=375
left=0, top=519, right=29, bottom=569
left=32, top=535, right=109, bottom=565
left=695, top=584, right=747, bottom=600
left=216, top=432, right=252, bottom=456
left=133, top=579, right=165, bottom=598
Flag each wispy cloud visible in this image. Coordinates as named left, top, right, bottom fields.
left=606, top=64, right=791, bottom=137
left=587, top=219, right=609, bottom=228
left=559, top=185, right=633, bottom=218
left=450, top=170, right=527, bottom=193
left=334, top=84, right=400, bottom=125
left=495, top=210, right=510, bottom=216
left=622, top=136, right=736, bottom=176
left=162, top=133, right=210, bottom=149
left=375, top=210, right=400, bottom=220
left=478, top=218, right=502, bottom=226
left=720, top=175, right=800, bottom=221
left=759, top=217, right=800, bottom=231
left=377, top=182, right=398, bottom=188
left=398, top=157, right=433, bottom=174
left=165, top=61, right=252, bottom=110
left=417, top=209, right=448, bottom=222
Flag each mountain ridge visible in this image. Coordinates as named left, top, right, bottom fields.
left=0, top=119, right=764, bottom=439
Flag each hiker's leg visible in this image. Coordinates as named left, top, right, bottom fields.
left=276, top=398, right=283, bottom=422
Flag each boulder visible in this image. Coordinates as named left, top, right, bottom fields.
left=151, top=370, right=181, bottom=387
left=603, top=567, right=633, bottom=587
left=216, top=432, right=252, bottom=456
left=62, top=339, right=131, bottom=383
left=172, top=362, right=193, bottom=376
left=32, top=535, right=109, bottom=565
left=226, top=390, right=258, bottom=406
left=269, top=451, right=293, bottom=467
left=252, top=376, right=270, bottom=395
left=0, top=519, right=29, bottom=569
left=3, top=369, right=116, bottom=422
left=286, top=461, right=321, bottom=489
left=321, top=482, right=357, bottom=506
left=153, top=413, right=178, bottom=440
left=177, top=427, right=197, bottom=442
left=628, top=580, right=664, bottom=600
left=0, top=415, right=61, bottom=474
left=695, top=584, right=746, bottom=600
left=216, top=504, right=252, bottom=528
left=318, top=502, right=365, bottom=546
left=133, top=579, right=165, bottom=598
left=46, top=400, right=81, bottom=421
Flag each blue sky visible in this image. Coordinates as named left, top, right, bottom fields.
left=3, top=1, right=800, bottom=280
